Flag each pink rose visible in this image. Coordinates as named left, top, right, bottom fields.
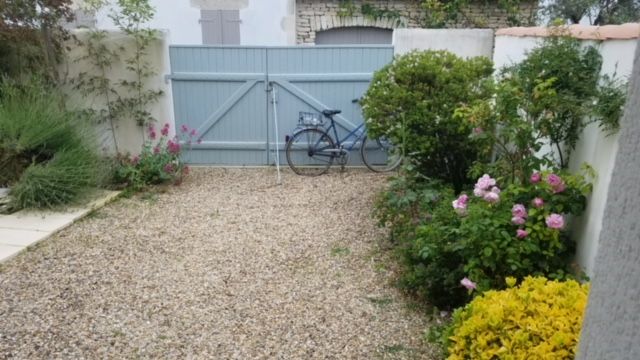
left=483, top=191, right=500, bottom=203
left=512, top=216, right=525, bottom=225
left=452, top=194, right=469, bottom=215
left=530, top=172, right=542, bottom=184
left=473, top=187, right=486, bottom=197
left=516, top=229, right=528, bottom=238
left=546, top=213, right=565, bottom=229
left=512, top=204, right=527, bottom=218
left=547, top=174, right=562, bottom=187
left=532, top=197, right=544, bottom=208
left=460, top=277, right=477, bottom=291
left=475, top=174, right=496, bottom=191
left=553, top=182, right=566, bottom=193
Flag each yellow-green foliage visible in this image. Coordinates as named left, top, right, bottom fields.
left=447, top=276, right=589, bottom=360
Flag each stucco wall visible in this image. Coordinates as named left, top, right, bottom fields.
left=493, top=26, right=639, bottom=276
left=393, top=28, right=494, bottom=58
left=92, top=0, right=295, bottom=45
left=63, top=30, right=174, bottom=156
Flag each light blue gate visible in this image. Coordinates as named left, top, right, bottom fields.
left=169, top=45, right=393, bottom=165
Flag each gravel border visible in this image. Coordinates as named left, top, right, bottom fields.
left=0, top=168, right=436, bottom=359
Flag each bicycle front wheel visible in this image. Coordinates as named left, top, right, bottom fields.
left=361, top=135, right=402, bottom=172
left=285, top=128, right=336, bottom=176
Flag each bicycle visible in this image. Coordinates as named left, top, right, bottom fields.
left=284, top=104, right=402, bottom=176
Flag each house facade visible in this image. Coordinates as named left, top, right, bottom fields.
left=74, top=0, right=536, bottom=45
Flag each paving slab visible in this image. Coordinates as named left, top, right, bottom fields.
left=0, top=190, right=120, bottom=263
left=0, top=228, right=49, bottom=247
left=0, top=244, right=23, bottom=262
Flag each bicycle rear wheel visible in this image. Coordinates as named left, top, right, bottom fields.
left=285, top=128, right=336, bottom=176
left=361, top=135, right=402, bottom=172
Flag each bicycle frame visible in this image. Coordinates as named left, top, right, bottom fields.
left=324, top=116, right=367, bottom=152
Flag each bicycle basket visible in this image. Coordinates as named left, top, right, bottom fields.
left=299, top=111, right=324, bottom=127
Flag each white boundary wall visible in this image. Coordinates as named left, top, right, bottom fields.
left=494, top=27, right=638, bottom=276
left=393, top=29, right=495, bottom=58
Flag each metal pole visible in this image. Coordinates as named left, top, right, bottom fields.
left=271, top=83, right=282, bottom=185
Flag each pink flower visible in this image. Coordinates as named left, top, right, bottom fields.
left=512, top=204, right=527, bottom=218
left=460, top=277, right=477, bottom=291
left=547, top=174, right=562, bottom=187
left=546, top=213, right=565, bottom=229
left=167, top=140, right=181, bottom=154
left=161, top=123, right=170, bottom=136
left=473, top=187, right=486, bottom=197
left=512, top=216, right=525, bottom=225
left=452, top=194, right=469, bottom=215
left=190, top=129, right=197, bottom=137
left=516, top=229, right=528, bottom=238
left=553, top=182, right=566, bottom=193
left=131, top=155, right=140, bottom=165
left=180, top=124, right=188, bottom=133
left=490, top=186, right=500, bottom=194
left=153, top=146, right=160, bottom=154
left=163, top=163, right=174, bottom=173
left=475, top=174, right=496, bottom=191
left=530, top=172, right=542, bottom=184
left=149, top=130, right=157, bottom=140
left=473, top=127, right=484, bottom=134
left=483, top=191, right=500, bottom=203
left=532, top=197, right=544, bottom=208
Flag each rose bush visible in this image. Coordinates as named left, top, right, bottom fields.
left=399, top=171, right=590, bottom=308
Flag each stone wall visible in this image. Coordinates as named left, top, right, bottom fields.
left=296, top=0, right=537, bottom=44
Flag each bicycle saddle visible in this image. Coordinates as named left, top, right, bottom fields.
left=322, top=109, right=341, bottom=116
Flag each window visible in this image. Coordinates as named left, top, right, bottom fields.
left=200, top=10, right=241, bottom=45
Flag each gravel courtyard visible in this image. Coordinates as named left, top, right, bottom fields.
left=0, top=168, right=435, bottom=359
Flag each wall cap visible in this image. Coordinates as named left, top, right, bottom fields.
left=496, top=23, right=640, bottom=40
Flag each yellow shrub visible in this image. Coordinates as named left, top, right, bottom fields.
left=447, top=276, right=589, bottom=360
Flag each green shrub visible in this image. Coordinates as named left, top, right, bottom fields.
left=361, top=50, right=494, bottom=192
left=445, top=277, right=589, bottom=359
left=461, top=35, right=627, bottom=181
left=0, top=79, right=102, bottom=209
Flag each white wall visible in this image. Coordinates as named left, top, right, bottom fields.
left=393, top=29, right=495, bottom=58
left=92, top=0, right=295, bottom=45
left=64, top=30, right=175, bottom=155
left=493, top=33, right=638, bottom=276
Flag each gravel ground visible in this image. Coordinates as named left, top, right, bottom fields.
left=0, top=168, right=436, bottom=359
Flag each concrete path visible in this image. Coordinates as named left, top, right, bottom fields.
left=0, top=191, right=120, bottom=263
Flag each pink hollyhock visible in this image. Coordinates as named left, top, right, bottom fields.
left=532, top=197, right=544, bottom=208
left=530, top=172, right=542, bottom=184
left=460, top=277, right=477, bottom=291
left=516, top=229, right=528, bottom=238
left=512, top=216, right=525, bottom=225
left=483, top=191, right=500, bottom=203
left=512, top=204, right=527, bottom=218
left=546, top=213, right=565, bottom=229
